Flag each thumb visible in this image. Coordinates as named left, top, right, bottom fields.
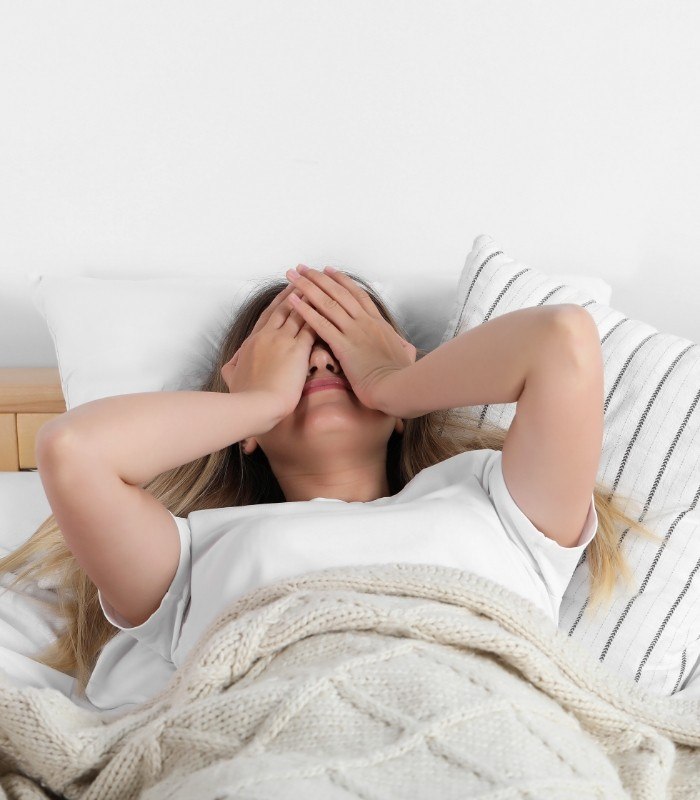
left=394, top=330, right=409, bottom=349
left=395, top=331, right=417, bottom=360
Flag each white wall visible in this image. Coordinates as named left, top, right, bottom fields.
left=1, top=0, right=699, bottom=366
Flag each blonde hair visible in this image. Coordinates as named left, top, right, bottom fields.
left=0, top=272, right=660, bottom=697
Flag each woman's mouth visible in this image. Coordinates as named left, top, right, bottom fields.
left=301, top=384, right=350, bottom=397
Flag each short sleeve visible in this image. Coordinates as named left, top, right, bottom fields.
left=97, top=511, right=191, bottom=662
left=482, top=449, right=598, bottom=606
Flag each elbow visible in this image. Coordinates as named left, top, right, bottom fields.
left=547, top=305, right=602, bottom=369
left=36, top=423, right=86, bottom=472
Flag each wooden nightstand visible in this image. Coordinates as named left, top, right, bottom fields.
left=0, top=368, right=66, bottom=471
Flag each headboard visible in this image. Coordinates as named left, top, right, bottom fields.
left=0, top=369, right=66, bottom=471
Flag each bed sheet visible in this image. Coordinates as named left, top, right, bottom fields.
left=0, top=471, right=97, bottom=709
left=1, top=471, right=698, bottom=705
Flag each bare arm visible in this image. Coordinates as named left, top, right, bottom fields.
left=378, top=305, right=569, bottom=419
left=378, top=303, right=604, bottom=549
left=37, top=389, right=287, bottom=486
left=34, top=281, right=310, bottom=628
left=35, top=389, right=287, bottom=627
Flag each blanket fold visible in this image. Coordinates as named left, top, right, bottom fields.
left=1, top=564, right=698, bottom=800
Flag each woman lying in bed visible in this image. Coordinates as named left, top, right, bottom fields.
left=0, top=265, right=657, bottom=713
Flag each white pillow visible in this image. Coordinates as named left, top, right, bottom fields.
left=443, top=233, right=700, bottom=697
left=29, top=275, right=262, bottom=409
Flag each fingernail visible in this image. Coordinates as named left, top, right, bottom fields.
left=297, top=264, right=310, bottom=273
left=324, top=265, right=337, bottom=273
left=287, top=268, right=299, bottom=279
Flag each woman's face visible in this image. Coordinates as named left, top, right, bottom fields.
left=241, top=304, right=404, bottom=501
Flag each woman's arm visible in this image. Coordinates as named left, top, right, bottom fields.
left=381, top=303, right=604, bottom=548
left=35, top=389, right=290, bottom=626
left=377, top=305, right=575, bottom=420
left=33, top=281, right=309, bottom=627
left=37, top=389, right=287, bottom=486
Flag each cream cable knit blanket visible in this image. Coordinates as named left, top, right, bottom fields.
left=0, top=564, right=698, bottom=800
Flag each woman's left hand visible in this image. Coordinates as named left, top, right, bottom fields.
left=284, top=265, right=417, bottom=414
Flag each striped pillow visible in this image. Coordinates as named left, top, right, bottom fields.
left=442, top=233, right=700, bottom=697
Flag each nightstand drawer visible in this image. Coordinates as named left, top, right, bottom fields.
left=17, top=413, right=62, bottom=469
left=0, top=368, right=66, bottom=471
left=0, top=414, right=19, bottom=470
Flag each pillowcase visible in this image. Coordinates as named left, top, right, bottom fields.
left=29, top=275, right=260, bottom=410
left=442, top=233, right=700, bottom=697
left=29, top=270, right=610, bottom=411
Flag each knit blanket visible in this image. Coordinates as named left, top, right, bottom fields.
left=0, top=564, right=698, bottom=800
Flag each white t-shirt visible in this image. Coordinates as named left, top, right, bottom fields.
left=75, top=448, right=598, bottom=715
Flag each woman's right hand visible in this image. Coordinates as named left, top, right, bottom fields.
left=221, top=283, right=316, bottom=419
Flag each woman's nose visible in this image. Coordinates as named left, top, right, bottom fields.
left=308, top=342, right=340, bottom=375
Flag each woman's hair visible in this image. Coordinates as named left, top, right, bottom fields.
left=0, top=272, right=660, bottom=696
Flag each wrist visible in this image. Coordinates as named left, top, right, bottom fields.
left=373, top=367, right=415, bottom=419
left=240, top=390, right=290, bottom=432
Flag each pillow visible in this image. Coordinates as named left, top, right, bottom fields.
left=29, top=275, right=262, bottom=410
left=442, top=233, right=700, bottom=697
left=29, top=269, right=611, bottom=412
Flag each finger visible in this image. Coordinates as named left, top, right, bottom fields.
left=285, top=292, right=342, bottom=353
left=264, top=287, right=307, bottom=332
left=286, top=266, right=362, bottom=331
left=322, top=266, right=384, bottom=320
left=394, top=330, right=416, bottom=357
left=281, top=305, right=306, bottom=336
left=297, top=320, right=316, bottom=348
left=282, top=308, right=315, bottom=348
left=395, top=330, right=410, bottom=349
left=251, top=283, right=297, bottom=335
left=222, top=349, right=240, bottom=370
left=397, top=334, right=417, bottom=361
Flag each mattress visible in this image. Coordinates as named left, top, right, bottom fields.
left=0, top=471, right=83, bottom=703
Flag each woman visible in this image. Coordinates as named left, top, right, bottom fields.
left=0, top=264, right=657, bottom=712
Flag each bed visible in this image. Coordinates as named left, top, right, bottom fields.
left=1, top=238, right=699, bottom=798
